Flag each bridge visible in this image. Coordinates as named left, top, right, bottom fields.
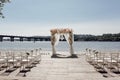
left=0, top=35, right=51, bottom=42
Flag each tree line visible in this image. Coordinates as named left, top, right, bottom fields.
left=74, top=33, right=120, bottom=41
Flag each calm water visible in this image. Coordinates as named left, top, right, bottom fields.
left=0, top=41, right=120, bottom=52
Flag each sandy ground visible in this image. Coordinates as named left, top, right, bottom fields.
left=0, top=52, right=120, bottom=80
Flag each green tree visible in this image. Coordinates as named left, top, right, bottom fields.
left=0, top=0, right=10, bottom=18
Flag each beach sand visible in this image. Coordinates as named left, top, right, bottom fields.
left=0, top=52, right=120, bottom=80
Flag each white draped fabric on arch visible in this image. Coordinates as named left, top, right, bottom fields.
left=50, top=28, right=74, bottom=57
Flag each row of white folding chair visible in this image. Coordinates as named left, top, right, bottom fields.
left=85, top=49, right=120, bottom=72
left=0, top=49, right=41, bottom=72
left=19, top=49, right=41, bottom=72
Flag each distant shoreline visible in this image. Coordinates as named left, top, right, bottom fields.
left=0, top=33, right=120, bottom=42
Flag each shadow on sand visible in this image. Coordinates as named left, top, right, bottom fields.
left=51, top=54, right=78, bottom=58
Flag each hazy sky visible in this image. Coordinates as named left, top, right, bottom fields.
left=0, top=0, right=120, bottom=36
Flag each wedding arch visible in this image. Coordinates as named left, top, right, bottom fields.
left=50, top=28, right=77, bottom=58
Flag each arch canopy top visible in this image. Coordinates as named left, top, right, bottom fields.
left=50, top=28, right=73, bottom=35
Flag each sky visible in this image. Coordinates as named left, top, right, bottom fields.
left=0, top=0, right=120, bottom=36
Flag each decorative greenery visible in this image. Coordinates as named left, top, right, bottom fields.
left=0, top=0, right=10, bottom=18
